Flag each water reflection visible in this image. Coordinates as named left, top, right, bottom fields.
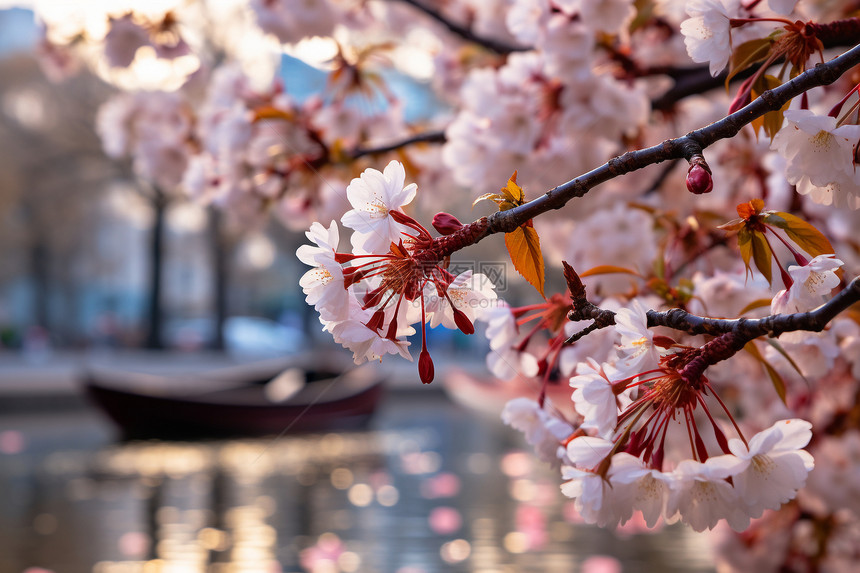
left=0, top=392, right=716, bottom=573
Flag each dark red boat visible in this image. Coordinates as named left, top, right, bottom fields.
left=84, top=355, right=384, bottom=439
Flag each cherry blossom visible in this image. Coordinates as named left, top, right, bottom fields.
left=569, top=359, right=633, bottom=438
left=613, top=299, right=665, bottom=376
left=771, top=109, right=860, bottom=208
left=297, top=221, right=350, bottom=322
left=341, top=160, right=419, bottom=254
left=680, top=0, right=740, bottom=76
left=669, top=458, right=751, bottom=532
left=707, top=419, right=814, bottom=516
left=502, top=397, right=575, bottom=463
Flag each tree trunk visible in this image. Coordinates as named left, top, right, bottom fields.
left=145, top=190, right=168, bottom=349
left=209, top=207, right=228, bottom=351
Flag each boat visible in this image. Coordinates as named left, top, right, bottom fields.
left=83, top=355, right=384, bottom=439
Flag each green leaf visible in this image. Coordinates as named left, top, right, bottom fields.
left=744, top=341, right=787, bottom=404
left=763, top=211, right=835, bottom=258
left=505, top=225, right=545, bottom=298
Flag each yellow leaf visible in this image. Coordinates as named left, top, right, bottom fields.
left=505, top=225, right=545, bottom=298
left=763, top=211, right=835, bottom=258
left=252, top=106, right=294, bottom=123
left=751, top=230, right=773, bottom=286
left=744, top=342, right=787, bottom=404
left=500, top=171, right=524, bottom=205
left=579, top=265, right=643, bottom=278
left=472, top=193, right=505, bottom=208
left=473, top=171, right=526, bottom=212
left=726, top=37, right=774, bottom=89
left=737, top=298, right=773, bottom=316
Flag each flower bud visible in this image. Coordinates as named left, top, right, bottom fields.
left=685, top=163, right=713, bottom=195
left=452, top=308, right=474, bottom=335
left=419, top=348, right=435, bottom=384
left=432, top=212, right=464, bottom=236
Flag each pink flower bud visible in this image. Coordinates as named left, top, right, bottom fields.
left=419, top=348, right=435, bottom=384
left=432, top=212, right=464, bottom=236
left=685, top=164, right=713, bottom=194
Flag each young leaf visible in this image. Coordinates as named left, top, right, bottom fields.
left=505, top=225, right=545, bottom=298
left=738, top=227, right=754, bottom=276
left=764, top=338, right=810, bottom=387
left=744, top=342, right=787, bottom=404
left=473, top=171, right=525, bottom=212
left=737, top=198, right=765, bottom=219
left=763, top=211, right=835, bottom=258
left=750, top=75, right=788, bottom=140
left=726, top=37, right=774, bottom=88
left=252, top=106, right=295, bottom=122
left=737, top=298, right=773, bottom=316
left=751, top=230, right=773, bottom=286
left=579, top=265, right=643, bottom=278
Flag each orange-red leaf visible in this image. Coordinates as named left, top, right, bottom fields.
left=737, top=198, right=765, bottom=219
left=505, top=225, right=545, bottom=298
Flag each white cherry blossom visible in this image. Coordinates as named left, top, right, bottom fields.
left=502, top=398, right=575, bottom=463
left=614, top=299, right=663, bottom=376
left=787, top=254, right=844, bottom=308
left=680, top=0, right=740, bottom=77
left=610, top=453, right=675, bottom=527
left=297, top=221, right=349, bottom=322
left=565, top=435, right=614, bottom=468
left=569, top=359, right=633, bottom=439
left=669, top=458, right=751, bottom=532
left=706, top=419, right=814, bottom=516
left=341, top=160, right=418, bottom=254
left=424, top=271, right=498, bottom=330
left=560, top=463, right=636, bottom=528
left=771, top=110, right=860, bottom=206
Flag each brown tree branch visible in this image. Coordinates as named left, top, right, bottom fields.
left=566, top=276, right=860, bottom=342
left=391, top=0, right=528, bottom=54
left=433, top=43, right=860, bottom=255
left=652, top=18, right=860, bottom=110
left=350, top=130, right=447, bottom=159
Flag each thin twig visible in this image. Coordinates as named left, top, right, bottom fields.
left=564, top=275, right=860, bottom=345
left=351, top=130, right=446, bottom=159
left=391, top=0, right=528, bottom=54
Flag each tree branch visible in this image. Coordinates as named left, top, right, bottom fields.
left=651, top=18, right=860, bottom=110
left=449, top=43, right=860, bottom=244
left=350, top=130, right=446, bottom=159
left=564, top=272, right=860, bottom=345
left=391, top=0, right=528, bottom=55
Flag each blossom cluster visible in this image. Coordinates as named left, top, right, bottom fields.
left=298, top=160, right=498, bottom=383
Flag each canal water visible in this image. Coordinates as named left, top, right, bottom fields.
left=0, top=388, right=715, bottom=573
